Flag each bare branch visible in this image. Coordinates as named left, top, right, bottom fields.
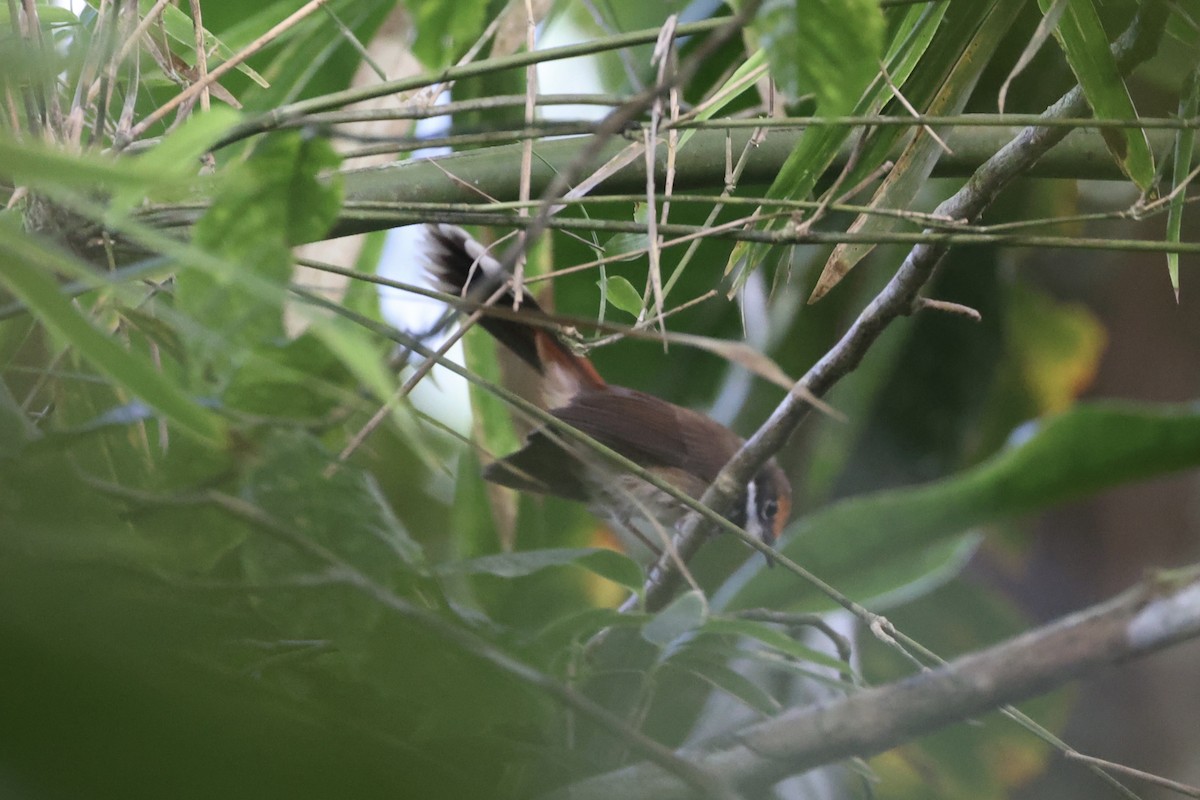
left=549, top=571, right=1200, bottom=800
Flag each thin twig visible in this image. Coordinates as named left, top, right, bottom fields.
left=1063, top=751, right=1200, bottom=798
left=125, top=0, right=332, bottom=145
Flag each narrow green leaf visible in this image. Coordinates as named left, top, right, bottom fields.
left=702, top=618, right=851, bottom=672
left=1040, top=0, right=1155, bottom=189
left=719, top=402, right=1200, bottom=612
left=677, top=49, right=768, bottom=152
left=436, top=547, right=642, bottom=589
left=0, top=131, right=177, bottom=192
left=813, top=0, right=1023, bottom=300
left=0, top=221, right=227, bottom=446
left=140, top=0, right=269, bottom=87
left=670, top=657, right=780, bottom=716
left=729, top=1, right=947, bottom=281
left=1167, top=66, right=1200, bottom=301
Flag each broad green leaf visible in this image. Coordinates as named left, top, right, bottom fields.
left=748, top=0, right=884, bottom=114
left=435, top=547, right=642, bottom=589
left=404, top=0, right=490, bottom=68
left=0, top=220, right=227, bottom=446
left=601, top=233, right=649, bottom=263
left=129, top=108, right=243, bottom=179
left=533, top=606, right=645, bottom=654
left=598, top=275, right=644, bottom=317
left=109, top=108, right=243, bottom=214
left=642, top=589, right=707, bottom=645
left=1039, top=0, right=1155, bottom=189
left=176, top=132, right=342, bottom=389
left=305, top=313, right=394, bottom=402
left=220, top=332, right=373, bottom=423
left=718, top=402, right=1200, bottom=612
left=1167, top=66, right=1199, bottom=301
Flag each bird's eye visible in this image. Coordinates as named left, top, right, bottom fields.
left=763, top=499, right=778, bottom=518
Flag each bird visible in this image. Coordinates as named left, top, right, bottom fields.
left=425, top=224, right=790, bottom=562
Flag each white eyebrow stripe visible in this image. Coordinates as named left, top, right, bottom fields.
left=744, top=478, right=762, bottom=540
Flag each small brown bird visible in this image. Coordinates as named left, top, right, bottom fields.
left=426, top=224, right=790, bottom=560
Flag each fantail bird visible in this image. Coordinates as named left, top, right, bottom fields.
left=425, top=224, right=791, bottom=562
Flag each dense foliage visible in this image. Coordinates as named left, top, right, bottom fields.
left=1, top=1, right=1197, bottom=798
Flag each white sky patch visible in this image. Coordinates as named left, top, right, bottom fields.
left=378, top=20, right=605, bottom=433
left=535, top=16, right=605, bottom=122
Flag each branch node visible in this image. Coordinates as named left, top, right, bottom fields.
left=915, top=296, right=982, bottom=322
left=868, top=614, right=897, bottom=645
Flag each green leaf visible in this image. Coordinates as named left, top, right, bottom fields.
left=533, top=606, right=645, bottom=654
left=729, top=0, right=947, bottom=282
left=0, top=3, right=78, bottom=26
left=670, top=656, right=780, bottom=716
left=601, top=233, right=649, bottom=263
left=305, top=314, right=394, bottom=402
left=676, top=49, right=769, bottom=152
left=405, top=0, right=490, bottom=68
left=642, top=589, right=707, bottom=645
left=135, top=0, right=269, bottom=87
left=0, top=131, right=178, bottom=193
left=176, top=132, right=343, bottom=390
left=436, top=547, right=642, bottom=589
left=0, top=220, right=227, bottom=446
left=702, top=618, right=852, bottom=673
left=109, top=109, right=243, bottom=216
left=719, top=402, right=1200, bottom=612
left=1167, top=66, right=1199, bottom=301
left=1040, top=0, right=1155, bottom=189
left=598, top=275, right=644, bottom=317
left=813, top=0, right=1023, bottom=300
left=757, top=0, right=884, bottom=114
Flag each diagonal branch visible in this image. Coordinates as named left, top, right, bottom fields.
left=550, top=570, right=1200, bottom=800
left=636, top=0, right=1171, bottom=613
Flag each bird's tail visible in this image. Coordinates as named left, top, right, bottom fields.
left=425, top=225, right=605, bottom=393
